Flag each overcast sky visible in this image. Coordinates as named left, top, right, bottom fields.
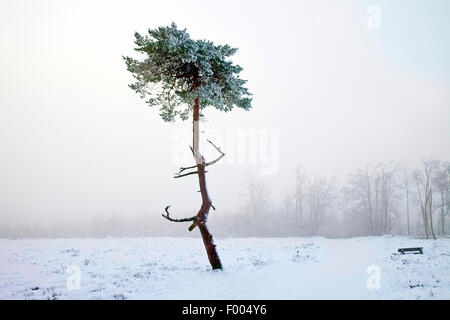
left=1, top=0, right=449, bottom=227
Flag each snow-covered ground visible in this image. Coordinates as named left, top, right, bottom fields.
left=0, top=236, right=449, bottom=300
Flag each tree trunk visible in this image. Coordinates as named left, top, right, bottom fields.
left=429, top=191, right=437, bottom=240
left=192, top=82, right=223, bottom=270
left=404, top=170, right=410, bottom=236
left=406, top=186, right=410, bottom=236
left=416, top=178, right=429, bottom=239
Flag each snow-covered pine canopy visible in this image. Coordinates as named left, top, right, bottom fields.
left=123, top=22, right=252, bottom=122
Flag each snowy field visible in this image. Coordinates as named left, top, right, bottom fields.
left=0, top=236, right=449, bottom=300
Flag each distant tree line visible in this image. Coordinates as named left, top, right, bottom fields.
left=1, top=158, right=448, bottom=239
left=212, top=158, right=449, bottom=239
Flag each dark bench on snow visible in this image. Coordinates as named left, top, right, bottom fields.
left=397, top=247, right=423, bottom=255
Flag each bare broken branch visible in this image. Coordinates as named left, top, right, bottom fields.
left=206, top=139, right=224, bottom=154
left=205, top=139, right=225, bottom=166
left=188, top=221, right=198, bottom=231
left=176, top=140, right=225, bottom=175
left=174, top=171, right=200, bottom=179
left=161, top=205, right=196, bottom=222
left=174, top=170, right=208, bottom=179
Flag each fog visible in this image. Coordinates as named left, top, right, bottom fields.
left=0, top=0, right=449, bottom=238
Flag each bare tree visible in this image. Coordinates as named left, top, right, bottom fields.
left=414, top=159, right=440, bottom=239
left=377, top=162, right=400, bottom=235
left=306, top=176, right=336, bottom=235
left=343, top=165, right=378, bottom=235
left=294, top=165, right=307, bottom=226
left=343, top=163, right=400, bottom=236
left=403, top=167, right=411, bottom=235
left=432, top=161, right=449, bottom=235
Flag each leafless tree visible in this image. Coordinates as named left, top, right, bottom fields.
left=432, top=161, right=449, bottom=236
left=376, top=162, right=400, bottom=234
left=403, top=167, right=411, bottom=235
left=294, top=164, right=307, bottom=226
left=343, top=164, right=378, bottom=234
left=414, top=159, right=440, bottom=239
left=343, top=163, right=400, bottom=235
left=306, top=175, right=336, bottom=235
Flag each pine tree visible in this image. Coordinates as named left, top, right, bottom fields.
left=123, top=23, right=252, bottom=269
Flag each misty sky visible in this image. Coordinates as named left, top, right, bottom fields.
left=0, top=0, right=449, bottom=227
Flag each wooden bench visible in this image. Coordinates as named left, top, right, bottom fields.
left=397, top=247, right=423, bottom=255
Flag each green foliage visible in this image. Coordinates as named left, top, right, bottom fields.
left=123, top=22, right=252, bottom=122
